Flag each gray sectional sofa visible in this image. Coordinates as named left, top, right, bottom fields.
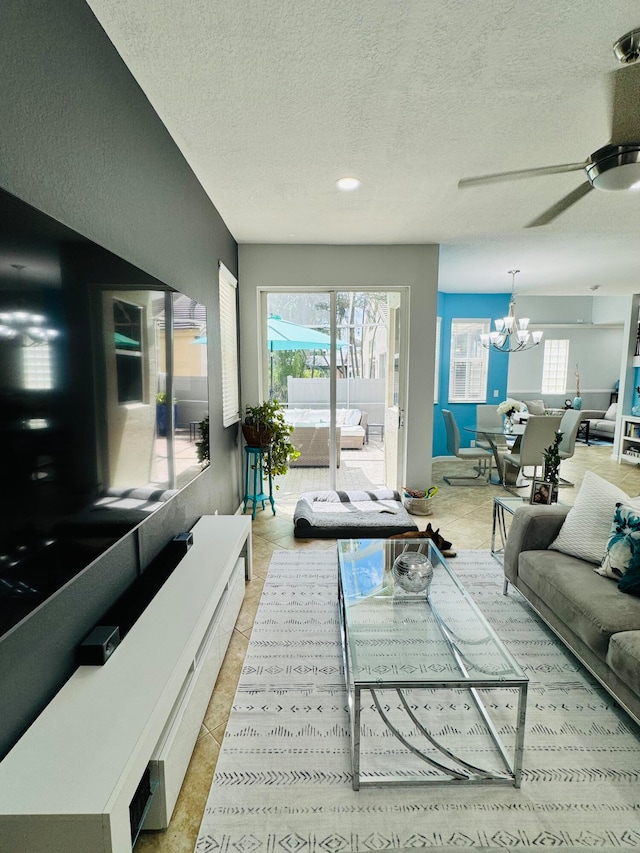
left=582, top=402, right=617, bottom=442
left=503, top=504, right=640, bottom=725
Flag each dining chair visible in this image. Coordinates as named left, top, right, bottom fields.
left=475, top=404, right=509, bottom=481
left=557, top=408, right=584, bottom=486
left=441, top=409, right=492, bottom=485
left=501, top=414, right=563, bottom=494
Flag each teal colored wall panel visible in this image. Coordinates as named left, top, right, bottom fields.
left=433, top=292, right=511, bottom=458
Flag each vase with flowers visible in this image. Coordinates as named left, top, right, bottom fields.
left=497, top=397, right=525, bottom=433
left=573, top=364, right=582, bottom=410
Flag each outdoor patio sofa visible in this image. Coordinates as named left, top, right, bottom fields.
left=284, top=408, right=368, bottom=450
left=288, top=425, right=342, bottom=468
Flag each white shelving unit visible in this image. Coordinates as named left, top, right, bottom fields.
left=0, top=515, right=251, bottom=853
left=620, top=416, right=640, bottom=465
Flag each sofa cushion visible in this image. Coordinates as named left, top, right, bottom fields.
left=524, top=399, right=546, bottom=415
left=550, top=471, right=640, bottom=564
left=618, top=555, right=640, bottom=597
left=604, top=403, right=618, bottom=421
left=606, top=630, right=640, bottom=687
left=596, top=503, right=640, bottom=580
left=519, top=549, right=640, bottom=656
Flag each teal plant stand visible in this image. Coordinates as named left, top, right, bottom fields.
left=243, top=446, right=275, bottom=520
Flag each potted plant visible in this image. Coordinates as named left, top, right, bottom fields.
left=531, top=430, right=563, bottom=504
left=196, top=415, right=209, bottom=467
left=242, top=400, right=300, bottom=482
left=156, top=392, right=177, bottom=437
left=497, top=397, right=525, bottom=433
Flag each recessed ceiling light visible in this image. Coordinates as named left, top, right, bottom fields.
left=335, top=177, right=361, bottom=191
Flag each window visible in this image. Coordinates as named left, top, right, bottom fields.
left=113, top=298, right=143, bottom=404
left=219, top=262, right=240, bottom=427
left=434, top=316, right=441, bottom=403
left=541, top=339, right=569, bottom=394
left=448, top=319, right=490, bottom=403
left=23, top=342, right=54, bottom=390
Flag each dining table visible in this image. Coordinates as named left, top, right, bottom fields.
left=464, top=423, right=525, bottom=486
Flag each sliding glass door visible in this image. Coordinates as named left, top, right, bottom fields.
left=260, top=288, right=406, bottom=495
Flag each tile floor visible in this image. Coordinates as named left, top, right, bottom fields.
left=136, top=442, right=640, bottom=852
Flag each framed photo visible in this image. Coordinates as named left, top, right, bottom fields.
left=530, top=479, right=558, bottom=505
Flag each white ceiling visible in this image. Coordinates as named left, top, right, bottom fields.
left=86, top=0, right=640, bottom=296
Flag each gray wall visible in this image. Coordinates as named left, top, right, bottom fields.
left=0, top=0, right=239, bottom=756
left=238, top=244, right=440, bottom=489
left=507, top=295, right=627, bottom=405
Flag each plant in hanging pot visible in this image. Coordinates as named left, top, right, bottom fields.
left=242, top=400, right=300, bottom=482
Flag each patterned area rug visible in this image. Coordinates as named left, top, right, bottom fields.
left=195, top=549, right=640, bottom=851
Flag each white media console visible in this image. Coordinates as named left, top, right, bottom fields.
left=0, top=515, right=251, bottom=853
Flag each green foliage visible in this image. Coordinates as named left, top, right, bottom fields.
left=196, top=416, right=209, bottom=467
left=244, top=400, right=300, bottom=482
left=543, top=431, right=563, bottom=484
left=271, top=350, right=309, bottom=399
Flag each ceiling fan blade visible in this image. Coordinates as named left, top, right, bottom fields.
left=608, top=63, right=640, bottom=143
left=458, top=161, right=587, bottom=189
left=525, top=181, right=594, bottom=227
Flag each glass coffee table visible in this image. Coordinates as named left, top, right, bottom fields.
left=337, top=538, right=528, bottom=790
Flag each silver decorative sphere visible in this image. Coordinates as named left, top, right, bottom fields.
left=392, top=552, right=433, bottom=594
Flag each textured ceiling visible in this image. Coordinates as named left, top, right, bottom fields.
left=86, top=0, right=640, bottom=295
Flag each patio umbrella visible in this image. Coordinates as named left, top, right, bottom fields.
left=267, top=316, right=348, bottom=398
left=267, top=315, right=348, bottom=351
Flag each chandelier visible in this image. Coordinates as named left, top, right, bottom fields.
left=480, top=269, right=543, bottom=353
left=0, top=264, right=60, bottom=344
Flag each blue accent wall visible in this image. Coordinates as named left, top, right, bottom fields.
left=433, top=292, right=511, bottom=458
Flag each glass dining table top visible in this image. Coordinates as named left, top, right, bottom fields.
left=464, top=423, right=524, bottom=437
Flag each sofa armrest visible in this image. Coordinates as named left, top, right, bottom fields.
left=503, top=504, right=572, bottom=585
left=581, top=410, right=606, bottom=420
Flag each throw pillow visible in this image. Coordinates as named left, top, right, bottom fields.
left=604, top=403, right=618, bottom=421
left=618, top=554, right=640, bottom=596
left=550, top=471, right=640, bottom=564
left=596, top=503, right=640, bottom=579
left=524, top=399, right=545, bottom=415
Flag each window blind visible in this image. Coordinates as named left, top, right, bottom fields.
left=219, top=262, right=240, bottom=427
left=448, top=319, right=490, bottom=403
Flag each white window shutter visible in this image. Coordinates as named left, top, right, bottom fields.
left=448, top=320, right=490, bottom=403
left=219, top=262, right=240, bottom=427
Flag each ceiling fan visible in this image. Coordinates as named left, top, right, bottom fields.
left=458, top=28, right=640, bottom=227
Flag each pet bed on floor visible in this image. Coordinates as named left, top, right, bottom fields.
left=293, top=489, right=419, bottom=539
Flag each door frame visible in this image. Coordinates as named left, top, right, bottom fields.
left=258, top=286, right=409, bottom=490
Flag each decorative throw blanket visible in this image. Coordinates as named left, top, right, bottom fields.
left=293, top=489, right=419, bottom=538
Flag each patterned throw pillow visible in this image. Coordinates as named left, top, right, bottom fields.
left=595, top=503, right=640, bottom=579
left=550, top=471, right=640, bottom=564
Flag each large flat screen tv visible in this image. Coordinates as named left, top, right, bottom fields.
left=0, top=187, right=209, bottom=639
